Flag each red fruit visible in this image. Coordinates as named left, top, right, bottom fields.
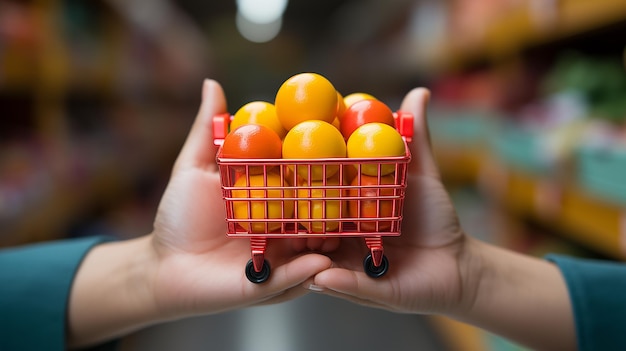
left=339, top=99, right=395, bottom=140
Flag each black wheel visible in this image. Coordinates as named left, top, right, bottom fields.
left=245, top=259, right=271, bottom=284
left=363, top=254, right=389, bottom=278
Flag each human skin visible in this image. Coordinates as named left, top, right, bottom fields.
left=67, top=82, right=576, bottom=351
left=310, top=88, right=576, bottom=351
left=66, top=79, right=333, bottom=349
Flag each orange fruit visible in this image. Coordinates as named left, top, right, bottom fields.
left=348, top=174, right=396, bottom=232
left=341, top=163, right=358, bottom=184
left=333, top=91, right=346, bottom=131
left=296, top=175, right=344, bottom=232
left=343, top=92, right=377, bottom=109
left=340, top=99, right=396, bottom=140
left=232, top=172, right=294, bottom=233
left=221, top=124, right=282, bottom=175
left=346, top=122, right=405, bottom=176
left=335, top=90, right=347, bottom=119
left=230, top=101, right=287, bottom=139
left=331, top=117, right=341, bottom=130
left=282, top=120, right=346, bottom=180
left=275, top=73, right=338, bottom=130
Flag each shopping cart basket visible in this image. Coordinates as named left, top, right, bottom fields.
left=213, top=111, right=413, bottom=283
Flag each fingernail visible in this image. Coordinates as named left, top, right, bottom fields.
left=307, top=284, right=325, bottom=292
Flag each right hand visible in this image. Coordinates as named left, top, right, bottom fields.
left=310, top=87, right=472, bottom=315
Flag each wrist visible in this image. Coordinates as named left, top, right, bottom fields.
left=447, top=235, right=486, bottom=318
left=67, top=235, right=161, bottom=348
left=446, top=237, right=576, bottom=351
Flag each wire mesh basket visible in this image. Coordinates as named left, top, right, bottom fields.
left=213, top=111, right=413, bottom=282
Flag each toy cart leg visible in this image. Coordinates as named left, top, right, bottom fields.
left=363, top=236, right=389, bottom=278
left=246, top=237, right=271, bottom=284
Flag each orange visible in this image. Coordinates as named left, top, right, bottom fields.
left=230, top=101, right=287, bottom=139
left=275, top=73, right=338, bottom=130
left=348, top=174, right=396, bottom=232
left=343, top=92, right=377, bottom=109
left=282, top=120, right=346, bottom=180
left=341, top=163, right=358, bottom=184
left=333, top=91, right=346, bottom=131
left=232, top=172, right=294, bottom=233
left=296, top=175, right=344, bottom=232
left=339, top=99, right=396, bottom=140
left=335, top=90, right=347, bottom=119
left=346, top=122, right=405, bottom=176
left=331, top=117, right=341, bottom=130
left=221, top=124, right=282, bottom=175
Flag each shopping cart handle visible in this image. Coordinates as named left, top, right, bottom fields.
left=214, top=111, right=413, bottom=144
left=394, top=111, right=413, bottom=142
left=213, top=113, right=231, bottom=146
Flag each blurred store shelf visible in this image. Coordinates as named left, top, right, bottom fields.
left=428, top=107, right=626, bottom=261
left=431, top=0, right=626, bottom=71
left=0, top=107, right=191, bottom=246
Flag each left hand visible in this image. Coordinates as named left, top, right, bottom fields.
left=150, top=79, right=332, bottom=318
left=67, top=80, right=333, bottom=349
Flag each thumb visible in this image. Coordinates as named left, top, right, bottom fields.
left=399, top=88, right=440, bottom=179
left=174, top=79, right=228, bottom=172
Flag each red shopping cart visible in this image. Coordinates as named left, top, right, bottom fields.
left=213, top=111, right=413, bottom=283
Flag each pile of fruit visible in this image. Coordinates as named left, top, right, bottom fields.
left=219, top=72, right=408, bottom=233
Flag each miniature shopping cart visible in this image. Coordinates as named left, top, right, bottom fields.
left=213, top=112, right=413, bottom=283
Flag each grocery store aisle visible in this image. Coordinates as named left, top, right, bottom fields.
left=121, top=293, right=451, bottom=351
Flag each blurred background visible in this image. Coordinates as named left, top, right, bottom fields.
left=2, top=0, right=626, bottom=350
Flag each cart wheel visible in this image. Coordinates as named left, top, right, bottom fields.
left=363, top=254, right=389, bottom=278
left=245, top=259, right=271, bottom=284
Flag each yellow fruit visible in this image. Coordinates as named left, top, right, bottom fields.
left=335, top=90, right=347, bottom=118
left=232, top=173, right=294, bottom=233
left=296, top=175, right=344, bottom=232
left=343, top=92, right=377, bottom=108
left=230, top=101, right=287, bottom=139
left=275, top=73, right=338, bottom=130
left=331, top=116, right=341, bottom=130
left=347, top=122, right=405, bottom=176
left=282, top=120, right=346, bottom=180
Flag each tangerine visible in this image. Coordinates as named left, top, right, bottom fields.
left=340, top=99, right=396, bottom=140
left=230, top=101, right=287, bottom=139
left=335, top=90, right=347, bottom=119
left=343, top=92, right=377, bottom=109
left=348, top=174, right=396, bottom=232
left=275, top=73, right=337, bottom=130
left=221, top=124, right=282, bottom=175
left=296, top=175, right=344, bottom=232
left=232, top=172, right=294, bottom=233
left=282, top=120, right=346, bottom=180
left=347, top=122, right=405, bottom=176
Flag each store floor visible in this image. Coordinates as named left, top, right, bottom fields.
left=121, top=293, right=452, bottom=351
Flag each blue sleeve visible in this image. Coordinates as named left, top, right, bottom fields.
left=0, top=236, right=118, bottom=351
left=547, top=254, right=626, bottom=351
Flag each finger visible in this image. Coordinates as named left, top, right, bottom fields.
left=309, top=283, right=396, bottom=311
left=247, top=253, right=332, bottom=298
left=254, top=285, right=309, bottom=306
left=174, top=79, right=228, bottom=172
left=312, top=267, right=397, bottom=308
left=399, top=88, right=440, bottom=178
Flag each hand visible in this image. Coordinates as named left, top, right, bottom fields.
left=310, top=88, right=470, bottom=315
left=150, top=79, right=332, bottom=316
left=309, top=88, right=576, bottom=351
left=67, top=80, right=332, bottom=348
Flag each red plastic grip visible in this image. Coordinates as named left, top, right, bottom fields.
left=213, top=113, right=231, bottom=146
